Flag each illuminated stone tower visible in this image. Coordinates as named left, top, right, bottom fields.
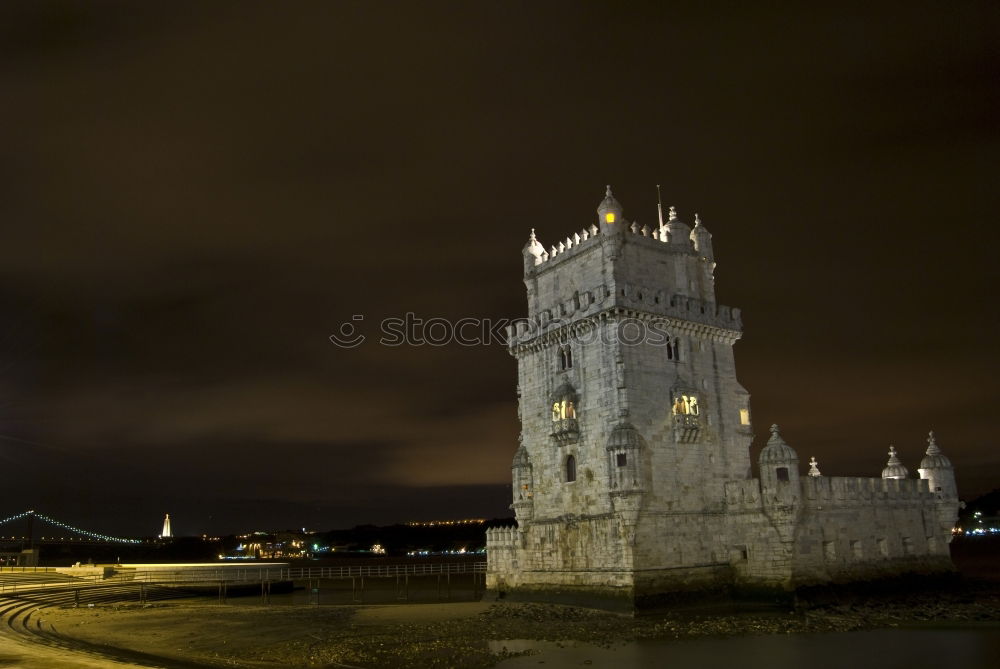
left=487, top=185, right=959, bottom=608
left=160, top=513, right=172, bottom=539
left=491, top=186, right=750, bottom=607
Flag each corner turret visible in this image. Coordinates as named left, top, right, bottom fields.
left=597, top=185, right=624, bottom=235
left=918, top=431, right=957, bottom=499
left=759, top=424, right=801, bottom=542
left=917, top=431, right=960, bottom=542
left=523, top=228, right=546, bottom=273
left=691, top=213, right=714, bottom=261
left=511, top=441, right=534, bottom=523
left=760, top=424, right=800, bottom=488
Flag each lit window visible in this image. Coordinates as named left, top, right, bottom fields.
left=551, top=400, right=576, bottom=421
left=672, top=394, right=700, bottom=415
left=739, top=408, right=750, bottom=425
left=605, top=212, right=615, bottom=223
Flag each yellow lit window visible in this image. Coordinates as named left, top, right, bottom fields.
left=605, top=212, right=615, bottom=223
left=673, top=394, right=699, bottom=415
left=739, top=408, right=750, bottom=425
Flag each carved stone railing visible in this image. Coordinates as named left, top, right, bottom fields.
left=550, top=418, right=579, bottom=444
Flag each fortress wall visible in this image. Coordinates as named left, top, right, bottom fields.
left=791, top=499, right=954, bottom=584
left=724, top=479, right=763, bottom=511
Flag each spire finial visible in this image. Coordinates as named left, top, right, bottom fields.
left=769, top=423, right=780, bottom=435
left=808, top=456, right=821, bottom=477
left=657, top=185, right=665, bottom=228
left=529, top=228, right=536, bottom=241
left=606, top=184, right=613, bottom=197
left=694, top=213, right=701, bottom=226
left=926, top=430, right=941, bottom=455
left=668, top=206, right=677, bottom=221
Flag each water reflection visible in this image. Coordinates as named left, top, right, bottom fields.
left=493, top=626, right=1000, bottom=668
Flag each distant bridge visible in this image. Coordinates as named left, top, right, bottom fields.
left=0, top=510, right=143, bottom=545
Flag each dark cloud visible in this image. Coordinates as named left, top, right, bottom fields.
left=0, top=1, right=997, bottom=534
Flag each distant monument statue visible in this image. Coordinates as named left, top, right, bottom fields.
left=160, top=513, right=172, bottom=539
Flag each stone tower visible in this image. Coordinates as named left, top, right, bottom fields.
left=487, top=185, right=959, bottom=607
left=493, top=186, right=750, bottom=607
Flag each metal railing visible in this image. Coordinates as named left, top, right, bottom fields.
left=0, top=562, right=488, bottom=593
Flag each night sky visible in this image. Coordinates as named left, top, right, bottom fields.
left=1, top=1, right=997, bottom=536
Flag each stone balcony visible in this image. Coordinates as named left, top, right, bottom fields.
left=672, top=413, right=701, bottom=443
left=550, top=418, right=580, bottom=444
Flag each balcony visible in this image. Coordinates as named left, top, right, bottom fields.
left=550, top=418, right=579, bottom=444
left=672, top=413, right=701, bottom=442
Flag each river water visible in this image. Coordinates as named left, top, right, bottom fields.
left=492, top=625, right=1000, bottom=668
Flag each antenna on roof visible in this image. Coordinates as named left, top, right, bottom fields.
left=656, top=184, right=665, bottom=228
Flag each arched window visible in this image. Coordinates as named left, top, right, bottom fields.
left=672, top=339, right=680, bottom=361
left=565, top=455, right=577, bottom=483
left=558, top=345, right=573, bottom=370
left=666, top=337, right=673, bottom=360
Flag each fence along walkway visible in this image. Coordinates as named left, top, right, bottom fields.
left=1, top=561, right=488, bottom=597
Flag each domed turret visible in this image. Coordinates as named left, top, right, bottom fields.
left=690, top=213, right=714, bottom=261
left=918, top=431, right=957, bottom=499
left=759, top=425, right=801, bottom=511
left=607, top=423, right=646, bottom=492
left=881, top=445, right=909, bottom=479
left=523, top=228, right=546, bottom=272
left=510, top=441, right=534, bottom=521
left=919, top=431, right=952, bottom=470
left=664, top=206, right=692, bottom=249
left=759, top=424, right=799, bottom=466
left=597, top=185, right=624, bottom=233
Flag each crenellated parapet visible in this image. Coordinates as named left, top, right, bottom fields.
left=802, top=475, right=933, bottom=506
left=505, top=296, right=742, bottom=350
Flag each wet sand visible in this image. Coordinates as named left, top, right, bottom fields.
left=28, top=579, right=1000, bottom=668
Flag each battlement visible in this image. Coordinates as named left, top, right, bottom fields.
left=802, top=476, right=933, bottom=506
left=504, top=292, right=742, bottom=348
left=526, top=216, right=701, bottom=274
left=485, top=525, right=519, bottom=547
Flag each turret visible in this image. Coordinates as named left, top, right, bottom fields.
left=510, top=441, right=534, bottom=522
left=881, top=445, right=909, bottom=480
left=607, top=423, right=646, bottom=493
left=522, top=228, right=546, bottom=274
left=690, top=213, right=714, bottom=261
left=664, top=206, right=692, bottom=249
left=918, top=431, right=957, bottom=499
left=758, top=424, right=802, bottom=543
left=917, top=431, right=960, bottom=542
left=759, top=424, right=800, bottom=504
left=597, top=185, right=624, bottom=235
